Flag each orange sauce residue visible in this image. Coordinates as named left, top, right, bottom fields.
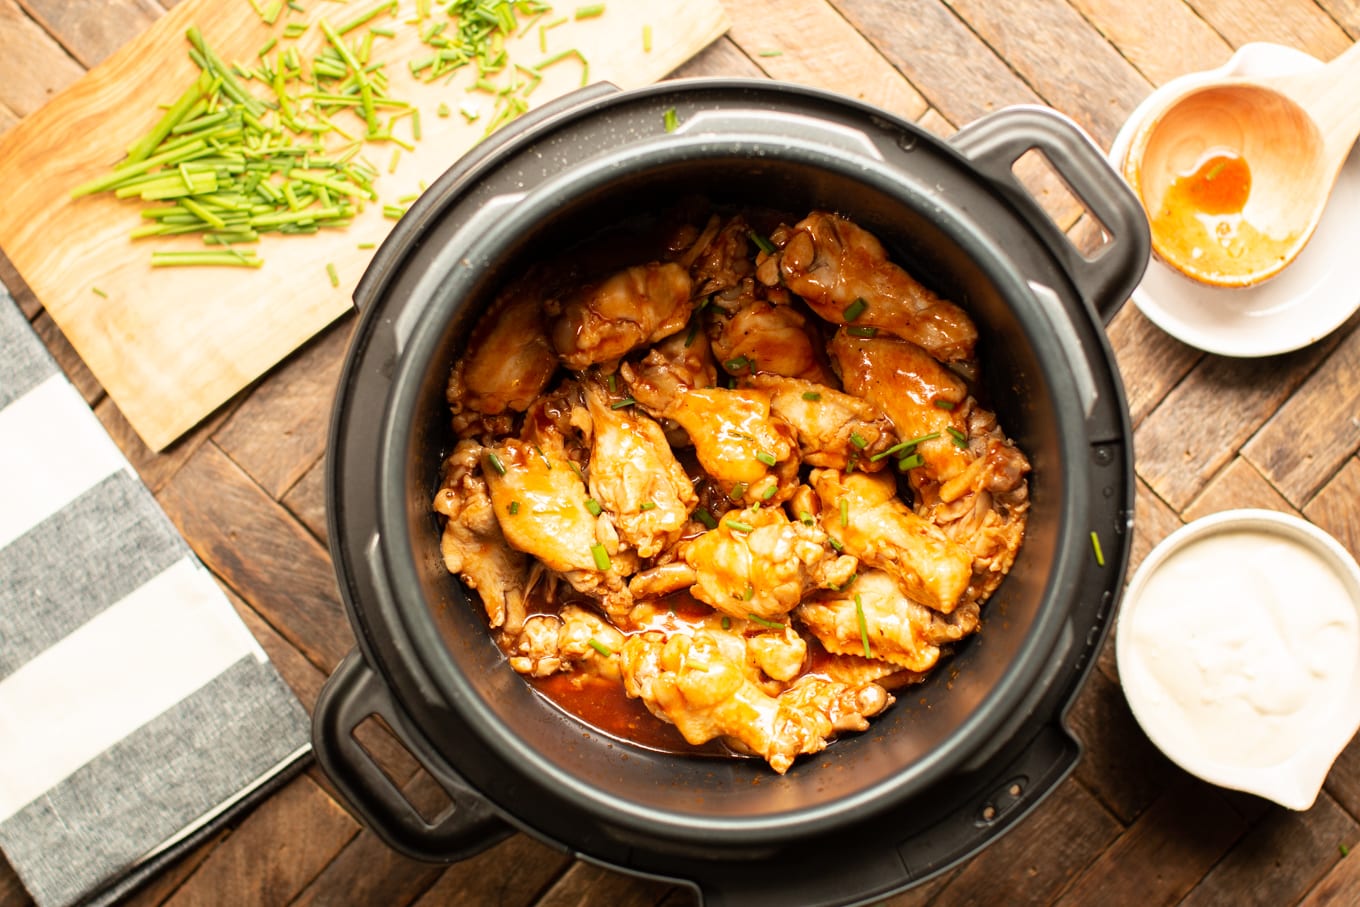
left=1173, top=151, right=1251, bottom=215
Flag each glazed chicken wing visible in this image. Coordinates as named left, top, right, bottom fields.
left=446, top=282, right=558, bottom=434
left=746, top=373, right=898, bottom=471
left=810, top=468, right=972, bottom=614
left=627, top=600, right=808, bottom=685
left=797, top=570, right=980, bottom=673
left=434, top=440, right=531, bottom=635
left=506, top=604, right=626, bottom=680
left=549, top=262, right=694, bottom=370
left=668, top=214, right=757, bottom=296
left=620, top=630, right=891, bottom=773
left=582, top=380, right=697, bottom=559
left=707, top=287, right=838, bottom=385
left=760, top=211, right=977, bottom=364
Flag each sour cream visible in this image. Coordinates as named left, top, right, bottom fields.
left=1117, top=510, right=1360, bottom=809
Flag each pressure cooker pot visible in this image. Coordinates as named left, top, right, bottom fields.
left=312, top=80, right=1149, bottom=907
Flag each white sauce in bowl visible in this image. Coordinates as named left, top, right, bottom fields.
left=1117, top=511, right=1360, bottom=809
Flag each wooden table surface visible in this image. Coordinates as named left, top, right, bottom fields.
left=4, top=0, right=1360, bottom=905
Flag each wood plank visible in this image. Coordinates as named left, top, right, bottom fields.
left=1303, top=455, right=1360, bottom=561
left=667, top=35, right=765, bottom=80
left=0, top=0, right=85, bottom=117
left=1067, top=666, right=1179, bottom=825
left=213, top=316, right=354, bottom=500
left=725, top=0, right=929, bottom=123
left=160, top=775, right=358, bottom=907
left=409, top=834, right=574, bottom=907
left=122, top=830, right=228, bottom=907
left=95, top=392, right=240, bottom=494
left=829, top=0, right=1042, bottom=128
left=1181, top=455, right=1301, bottom=523
left=1298, top=841, right=1360, bottom=906
left=155, top=441, right=354, bottom=673
left=531, top=860, right=680, bottom=907
left=1053, top=776, right=1252, bottom=907
left=942, top=0, right=1152, bottom=145
left=925, top=776, right=1122, bottom=907
left=0, top=101, right=17, bottom=139
left=1106, top=301, right=1203, bottom=429
left=17, top=0, right=162, bottom=69
left=1185, top=0, right=1354, bottom=59
left=1133, top=337, right=1343, bottom=511
left=1241, top=323, right=1360, bottom=508
left=281, top=454, right=329, bottom=548
left=1312, top=0, right=1360, bottom=39
left=1179, top=793, right=1358, bottom=907
left=0, top=250, right=42, bottom=319
left=0, top=858, right=33, bottom=907
left=31, top=309, right=103, bottom=405
left=1067, top=0, right=1235, bottom=86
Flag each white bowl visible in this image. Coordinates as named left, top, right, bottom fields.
left=1116, top=509, right=1360, bottom=809
left=1109, top=44, right=1360, bottom=357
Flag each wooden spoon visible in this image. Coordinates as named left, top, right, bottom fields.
left=1122, top=42, right=1360, bottom=288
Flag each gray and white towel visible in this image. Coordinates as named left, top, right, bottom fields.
left=0, top=285, right=312, bottom=907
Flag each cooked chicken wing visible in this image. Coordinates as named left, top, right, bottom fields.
left=620, top=630, right=890, bottom=773
left=505, top=604, right=626, bottom=679
left=809, top=468, right=972, bottom=613
left=433, top=440, right=530, bottom=634
left=797, top=570, right=979, bottom=673
left=549, top=262, right=694, bottom=370
left=707, top=287, right=838, bottom=385
left=581, top=381, right=697, bottom=559
left=746, top=374, right=898, bottom=471
left=627, top=600, right=808, bottom=685
left=680, top=506, right=857, bottom=621
left=759, top=211, right=977, bottom=364
left=483, top=427, right=635, bottom=617
left=446, top=283, right=559, bottom=432
left=668, top=214, right=757, bottom=296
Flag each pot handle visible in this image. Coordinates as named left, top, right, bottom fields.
left=312, top=649, right=513, bottom=862
left=948, top=105, right=1150, bottom=323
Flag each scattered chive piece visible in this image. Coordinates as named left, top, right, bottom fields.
left=606, top=372, right=617, bottom=393
left=760, top=483, right=778, bottom=501
left=828, top=536, right=844, bottom=552
left=1340, top=842, right=1350, bottom=857
left=839, top=497, right=849, bottom=527
left=758, top=48, right=783, bottom=57
left=741, top=584, right=755, bottom=601
left=588, top=637, right=613, bottom=657
left=871, top=431, right=942, bottom=461
left=590, top=543, right=611, bottom=571
left=747, top=230, right=776, bottom=254
left=842, top=297, right=868, bottom=321
left=847, top=326, right=879, bottom=338
left=897, top=453, right=925, bottom=471
left=486, top=451, right=507, bottom=475
left=584, top=498, right=603, bottom=516
left=727, top=482, right=748, bottom=501
left=723, top=355, right=750, bottom=372
left=1090, top=531, right=1105, bottom=567
left=326, top=262, right=339, bottom=287
left=755, top=450, right=777, bottom=467
left=357, top=241, right=376, bottom=250
left=436, top=101, right=451, bottom=118
left=799, top=510, right=815, bottom=527
left=684, top=318, right=700, bottom=347
left=639, top=501, right=658, bottom=511
left=801, top=391, right=821, bottom=402
left=934, top=399, right=956, bottom=410
left=855, top=593, right=871, bottom=657
left=725, top=519, right=755, bottom=533
left=642, top=24, right=652, bottom=52
left=91, top=286, right=108, bottom=298
left=849, top=432, right=867, bottom=449
left=574, top=3, right=605, bottom=19
left=508, top=500, right=520, bottom=515
left=947, top=426, right=968, bottom=448
left=748, top=613, right=784, bottom=630
left=568, top=460, right=584, bottom=480
left=695, top=507, right=718, bottom=530
left=150, top=250, right=263, bottom=268
left=721, top=615, right=731, bottom=630
left=610, top=396, right=636, bottom=410
left=660, top=107, right=679, bottom=132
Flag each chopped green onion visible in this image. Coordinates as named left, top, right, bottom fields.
left=695, top=507, right=718, bottom=530
left=721, top=615, right=731, bottom=630
left=748, top=231, right=776, bottom=254
left=725, top=519, right=755, bottom=533
left=897, top=453, right=925, bottom=471
left=91, top=286, right=108, bottom=298
left=842, top=297, right=867, bottom=321
left=839, top=497, right=849, bottom=527
left=639, top=501, right=658, bottom=511
left=847, top=326, right=879, bottom=338
left=1090, top=531, right=1105, bottom=567
left=758, top=48, right=783, bottom=57
left=934, top=399, right=956, bottom=411
left=575, top=3, right=605, bottom=18
left=755, top=451, right=777, bottom=467
left=584, top=498, right=603, bottom=516
left=947, top=426, right=968, bottom=448
left=724, top=355, right=750, bottom=372
left=741, top=584, right=755, bottom=601
left=508, top=500, right=520, bottom=515
left=150, top=250, right=263, bottom=268
left=799, top=510, right=815, bottom=527
left=855, top=593, right=871, bottom=658
left=588, top=638, right=613, bottom=657
left=590, top=543, right=611, bottom=571
left=727, top=482, right=748, bottom=501
left=610, top=397, right=636, bottom=410
left=642, top=24, right=652, bottom=52
left=849, top=432, right=867, bottom=449
left=828, top=536, right=844, bottom=552
left=747, top=613, right=784, bottom=630
left=662, top=107, right=679, bottom=132
left=436, top=101, right=451, bottom=117
left=871, top=432, right=941, bottom=461
left=760, top=483, right=778, bottom=501
left=486, top=451, right=507, bottom=475
left=801, top=391, right=822, bottom=402
left=326, top=262, right=340, bottom=287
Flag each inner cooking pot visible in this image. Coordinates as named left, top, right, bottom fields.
left=315, top=80, right=1147, bottom=906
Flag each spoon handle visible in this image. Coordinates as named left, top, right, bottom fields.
left=1277, top=41, right=1360, bottom=168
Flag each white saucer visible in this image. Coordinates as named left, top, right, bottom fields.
left=1109, top=44, right=1360, bottom=358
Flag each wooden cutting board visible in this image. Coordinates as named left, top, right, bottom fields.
left=0, top=0, right=729, bottom=451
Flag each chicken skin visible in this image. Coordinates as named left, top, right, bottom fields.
left=746, top=373, right=898, bottom=471
left=549, top=261, right=694, bottom=370
left=446, top=284, right=558, bottom=436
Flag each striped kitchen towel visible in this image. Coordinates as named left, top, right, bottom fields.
left=0, top=286, right=311, bottom=907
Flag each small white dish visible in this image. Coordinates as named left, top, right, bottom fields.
left=1109, top=44, right=1360, bottom=357
left=1116, top=510, right=1360, bottom=810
